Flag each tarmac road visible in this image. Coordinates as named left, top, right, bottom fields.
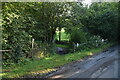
left=46, top=45, right=120, bottom=78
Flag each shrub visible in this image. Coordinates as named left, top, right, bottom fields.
left=70, top=28, right=88, bottom=44
left=74, top=35, right=106, bottom=51
left=87, top=35, right=105, bottom=48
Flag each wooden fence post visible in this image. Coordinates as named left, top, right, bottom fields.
left=32, top=38, right=34, bottom=58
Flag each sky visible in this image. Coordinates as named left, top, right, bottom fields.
left=82, top=0, right=92, bottom=6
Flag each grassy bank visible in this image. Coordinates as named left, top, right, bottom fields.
left=2, top=43, right=113, bottom=78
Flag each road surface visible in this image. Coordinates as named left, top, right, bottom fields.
left=46, top=45, right=120, bottom=78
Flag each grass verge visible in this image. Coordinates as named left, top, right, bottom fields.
left=2, top=43, right=113, bottom=78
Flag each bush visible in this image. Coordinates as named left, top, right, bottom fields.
left=74, top=35, right=106, bottom=51
left=2, top=31, right=32, bottom=63
left=37, top=43, right=56, bottom=57
left=88, top=35, right=105, bottom=48
left=70, top=28, right=88, bottom=44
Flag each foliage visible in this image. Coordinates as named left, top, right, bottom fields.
left=2, top=2, right=119, bottom=64
left=2, top=3, right=32, bottom=63
left=2, top=2, right=68, bottom=63
left=88, top=35, right=106, bottom=48
left=82, top=2, right=119, bottom=41
left=69, top=28, right=88, bottom=44
left=75, top=35, right=106, bottom=51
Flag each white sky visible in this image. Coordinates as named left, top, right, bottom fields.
left=82, top=0, right=92, bottom=7
left=83, top=0, right=91, bottom=4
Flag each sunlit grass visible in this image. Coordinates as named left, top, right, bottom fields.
left=30, top=68, right=57, bottom=75
left=88, top=52, right=93, bottom=55
left=55, top=28, right=70, bottom=41
left=55, top=44, right=68, bottom=48
left=0, top=73, right=7, bottom=77
left=2, top=43, right=112, bottom=78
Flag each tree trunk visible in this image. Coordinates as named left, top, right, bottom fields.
left=59, top=27, right=61, bottom=41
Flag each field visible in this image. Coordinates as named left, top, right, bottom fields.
left=55, top=28, right=70, bottom=41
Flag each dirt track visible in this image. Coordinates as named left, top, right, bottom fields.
left=46, top=45, right=119, bottom=78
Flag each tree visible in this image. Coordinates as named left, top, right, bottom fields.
left=84, top=2, right=119, bottom=41
left=2, top=2, right=70, bottom=63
